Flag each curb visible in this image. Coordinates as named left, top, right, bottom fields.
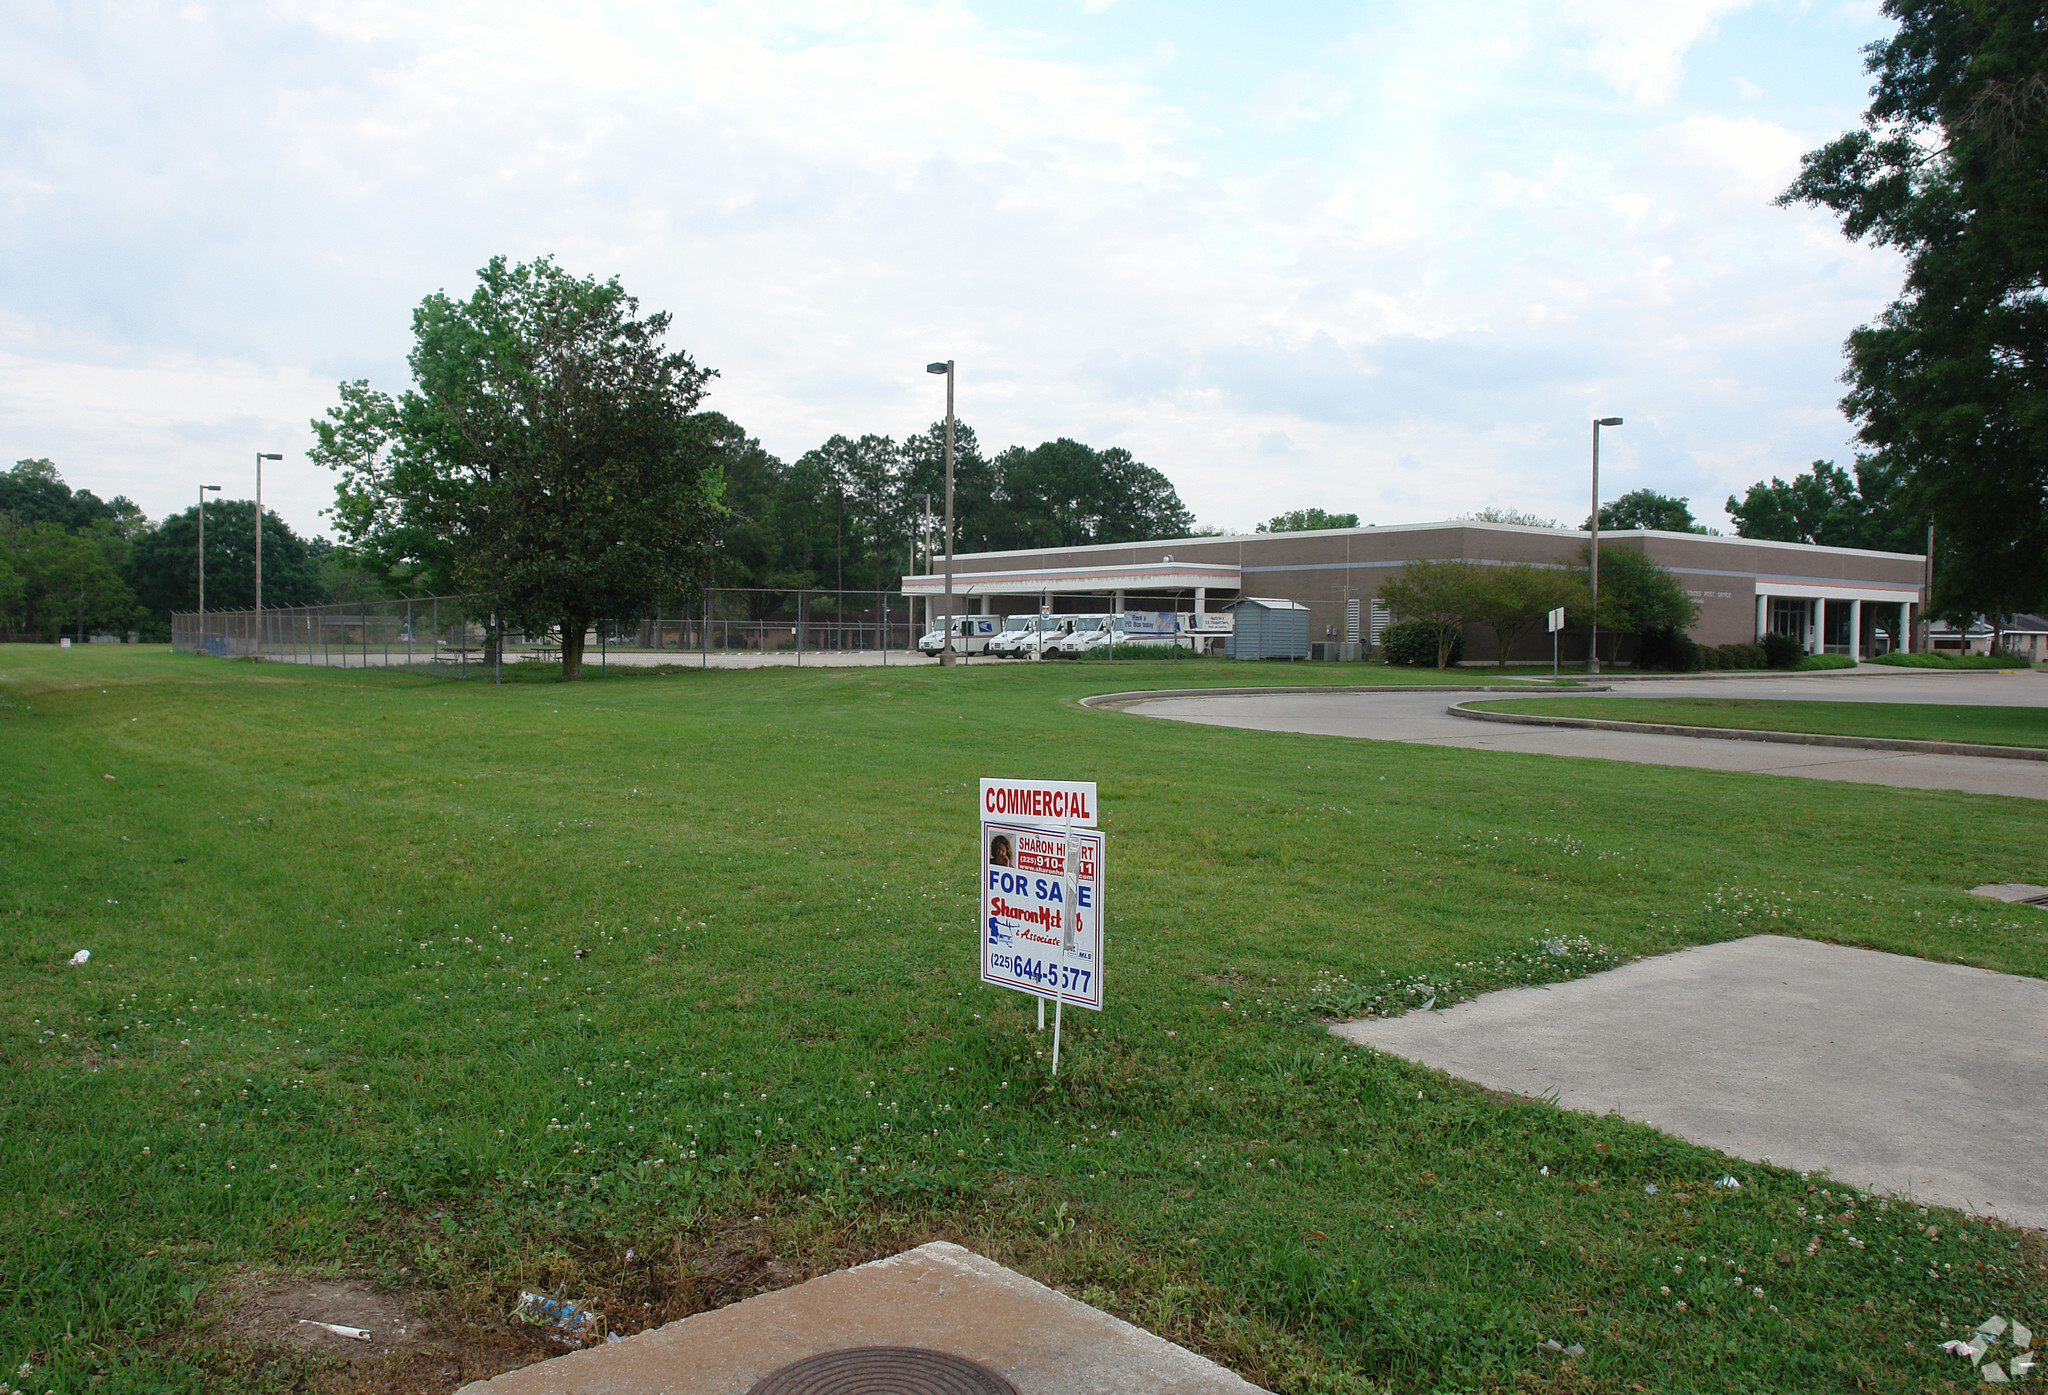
left=1078, top=683, right=1608, bottom=711
left=1445, top=701, right=2048, bottom=762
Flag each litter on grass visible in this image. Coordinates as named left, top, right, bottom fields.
left=514, top=1291, right=600, bottom=1343
left=296, top=1320, right=369, bottom=1341
left=1536, top=1339, right=1585, bottom=1357
left=68, top=950, right=89, bottom=966
left=1940, top=1314, right=2038, bottom=1383
left=1714, top=1176, right=1741, bottom=1189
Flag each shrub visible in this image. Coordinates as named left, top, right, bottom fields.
left=1795, top=652, right=1858, bottom=670
left=1725, top=642, right=1768, bottom=669
left=1867, top=650, right=2033, bottom=669
left=1635, top=627, right=1701, bottom=672
left=1761, top=632, right=1805, bottom=668
left=1381, top=619, right=1461, bottom=667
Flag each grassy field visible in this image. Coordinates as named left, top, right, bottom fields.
left=4, top=647, right=2045, bottom=1394
left=1467, top=696, right=2048, bottom=750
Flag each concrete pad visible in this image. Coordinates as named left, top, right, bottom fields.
left=456, top=1241, right=1267, bottom=1395
left=1329, top=935, right=2048, bottom=1229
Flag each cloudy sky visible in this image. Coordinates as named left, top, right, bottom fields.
left=2, top=0, right=1901, bottom=541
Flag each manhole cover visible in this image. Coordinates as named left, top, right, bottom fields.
left=746, top=1346, right=1018, bottom=1395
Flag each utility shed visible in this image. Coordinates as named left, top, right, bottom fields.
left=1226, top=597, right=1310, bottom=660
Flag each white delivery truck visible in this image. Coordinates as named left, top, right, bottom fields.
left=984, top=614, right=1042, bottom=658
left=915, top=615, right=1000, bottom=656
left=1048, top=613, right=1119, bottom=659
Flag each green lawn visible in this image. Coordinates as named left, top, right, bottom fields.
left=4, top=648, right=2044, bottom=1394
left=1466, top=696, right=2048, bottom=750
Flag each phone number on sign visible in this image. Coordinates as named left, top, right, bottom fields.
left=989, top=953, right=1091, bottom=994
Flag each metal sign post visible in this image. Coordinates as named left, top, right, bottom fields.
left=1547, top=606, right=1566, bottom=679
left=978, top=779, right=1103, bottom=1076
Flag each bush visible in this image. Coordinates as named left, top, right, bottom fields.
left=1795, top=652, right=1858, bottom=670
left=1380, top=619, right=1461, bottom=667
left=1867, top=650, right=2032, bottom=669
left=1761, top=632, right=1805, bottom=668
left=1726, top=642, right=1768, bottom=669
left=1635, top=627, right=1701, bottom=672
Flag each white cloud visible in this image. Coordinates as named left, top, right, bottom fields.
left=1558, top=0, right=1757, bottom=103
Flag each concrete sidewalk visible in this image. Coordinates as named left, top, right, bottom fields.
left=1331, top=935, right=2048, bottom=1228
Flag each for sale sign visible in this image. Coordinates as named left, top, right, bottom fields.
left=979, top=779, right=1104, bottom=1011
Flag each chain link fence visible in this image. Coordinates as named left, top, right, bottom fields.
left=172, top=589, right=934, bottom=674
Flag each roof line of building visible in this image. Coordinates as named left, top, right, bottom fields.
left=935, top=519, right=1926, bottom=566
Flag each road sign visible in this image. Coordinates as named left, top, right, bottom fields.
left=1547, top=607, right=1567, bottom=632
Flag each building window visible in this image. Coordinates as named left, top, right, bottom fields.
left=1769, top=597, right=1807, bottom=639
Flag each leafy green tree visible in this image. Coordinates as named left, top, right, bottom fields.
left=1780, top=0, right=2048, bottom=615
left=1570, top=544, right=1699, bottom=664
left=0, top=458, right=143, bottom=535
left=0, top=551, right=25, bottom=639
left=899, top=419, right=1001, bottom=555
left=796, top=433, right=906, bottom=592
left=1257, top=507, right=1360, bottom=533
left=1377, top=559, right=1489, bottom=670
left=1585, top=489, right=1710, bottom=534
left=1468, top=562, right=1585, bottom=669
left=312, top=256, right=727, bottom=678
left=125, top=501, right=325, bottom=631
left=1, top=520, right=137, bottom=641
left=993, top=439, right=1195, bottom=550
left=1725, top=459, right=1924, bottom=553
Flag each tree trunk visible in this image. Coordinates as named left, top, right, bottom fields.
left=561, top=616, right=589, bottom=679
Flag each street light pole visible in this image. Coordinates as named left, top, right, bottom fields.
left=197, top=484, right=221, bottom=620
left=254, top=453, right=282, bottom=632
left=926, top=361, right=956, bottom=667
left=1587, top=417, right=1622, bottom=674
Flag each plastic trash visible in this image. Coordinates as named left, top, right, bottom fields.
left=1714, top=1175, right=1741, bottom=1189
left=69, top=950, right=90, bottom=966
left=296, top=1320, right=369, bottom=1341
left=515, top=1291, right=599, bottom=1340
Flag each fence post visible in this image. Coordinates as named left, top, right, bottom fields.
left=703, top=589, right=710, bottom=670
left=406, top=599, right=414, bottom=671
left=797, top=590, right=804, bottom=667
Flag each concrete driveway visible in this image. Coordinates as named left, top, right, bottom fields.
left=1122, top=669, right=2048, bottom=798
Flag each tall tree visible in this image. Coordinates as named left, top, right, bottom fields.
left=1585, top=489, right=1710, bottom=534
left=0, top=458, right=148, bottom=537
left=899, top=420, right=1001, bottom=555
left=125, top=500, right=326, bottom=632
left=312, top=256, right=727, bottom=678
left=990, top=439, right=1194, bottom=549
left=1780, top=0, right=2048, bottom=615
left=1725, top=458, right=1924, bottom=553
left=0, top=520, right=137, bottom=641
left=1257, top=507, right=1360, bottom=533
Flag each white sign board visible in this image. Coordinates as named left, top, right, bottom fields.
left=1547, top=606, right=1567, bottom=633
left=978, top=779, right=1103, bottom=1012
left=1177, top=612, right=1234, bottom=635
left=980, top=778, right=1096, bottom=826
left=1122, top=611, right=1176, bottom=638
